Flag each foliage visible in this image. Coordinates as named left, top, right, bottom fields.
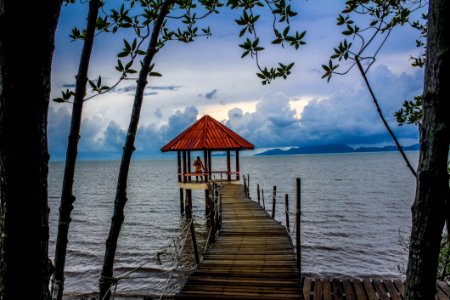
left=438, top=234, right=450, bottom=280
left=394, top=95, right=423, bottom=125
left=398, top=230, right=450, bottom=281
left=53, top=0, right=306, bottom=103
left=322, top=0, right=427, bottom=82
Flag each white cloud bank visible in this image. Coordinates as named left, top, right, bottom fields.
left=48, top=64, right=421, bottom=160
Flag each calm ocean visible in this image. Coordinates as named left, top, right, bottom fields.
left=48, top=151, right=418, bottom=298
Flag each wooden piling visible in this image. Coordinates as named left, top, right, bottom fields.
left=296, top=178, right=301, bottom=275
left=178, top=151, right=184, bottom=214
left=285, top=194, right=290, bottom=232
left=257, top=184, right=260, bottom=204
left=262, top=189, right=265, bottom=209
left=190, top=220, right=200, bottom=264
left=205, top=189, right=211, bottom=216
left=219, top=192, right=223, bottom=229
left=235, top=150, right=240, bottom=181
left=272, top=186, right=276, bottom=219
left=179, top=189, right=184, bottom=215
left=247, top=174, right=250, bottom=198
left=187, top=151, right=191, bottom=182
left=185, top=189, right=192, bottom=219
left=226, top=150, right=231, bottom=181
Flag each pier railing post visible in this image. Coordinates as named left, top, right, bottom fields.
left=247, top=174, right=250, bottom=199
left=243, top=175, right=247, bottom=196
left=257, top=184, right=260, bottom=204
left=285, top=194, right=290, bottom=232
left=185, top=189, right=192, bottom=219
left=262, top=189, right=265, bottom=209
left=219, top=192, right=223, bottom=229
left=296, top=178, right=301, bottom=276
left=272, top=186, right=276, bottom=219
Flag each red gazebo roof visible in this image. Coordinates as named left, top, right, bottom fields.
left=161, top=115, right=254, bottom=152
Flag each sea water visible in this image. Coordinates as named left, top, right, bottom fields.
left=48, top=151, right=418, bottom=297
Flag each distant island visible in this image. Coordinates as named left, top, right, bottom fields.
left=255, top=143, right=419, bottom=156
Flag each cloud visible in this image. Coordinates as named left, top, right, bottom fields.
left=101, top=121, right=127, bottom=151
left=48, top=65, right=421, bottom=160
left=151, top=85, right=182, bottom=91
left=48, top=104, right=200, bottom=160
left=62, top=83, right=77, bottom=88
left=88, top=106, right=200, bottom=155
left=154, top=108, right=162, bottom=118
left=115, top=85, right=136, bottom=94
left=205, top=89, right=218, bottom=99
left=225, top=65, right=421, bottom=148
left=114, top=84, right=181, bottom=95
left=48, top=105, right=71, bottom=159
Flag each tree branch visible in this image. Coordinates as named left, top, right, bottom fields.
left=355, top=56, right=417, bottom=178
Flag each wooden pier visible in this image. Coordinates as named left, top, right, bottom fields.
left=174, top=182, right=450, bottom=300
left=301, top=278, right=449, bottom=300
left=175, top=183, right=303, bottom=299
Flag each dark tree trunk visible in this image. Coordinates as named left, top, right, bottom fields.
left=405, top=0, right=450, bottom=298
left=51, top=1, right=100, bottom=299
left=98, top=1, right=174, bottom=299
left=0, top=1, right=62, bottom=299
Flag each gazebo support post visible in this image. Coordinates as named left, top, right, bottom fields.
left=182, top=150, right=187, bottom=184
left=187, top=150, right=191, bottom=183
left=204, top=149, right=210, bottom=215
left=178, top=151, right=184, bottom=215
left=185, top=189, right=192, bottom=219
left=203, top=149, right=208, bottom=184
left=226, top=150, right=231, bottom=181
left=183, top=150, right=192, bottom=218
left=235, top=150, right=240, bottom=181
left=208, top=150, right=212, bottom=180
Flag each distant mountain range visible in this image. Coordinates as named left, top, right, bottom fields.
left=255, top=143, right=419, bottom=156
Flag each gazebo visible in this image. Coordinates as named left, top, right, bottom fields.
left=161, top=115, right=254, bottom=214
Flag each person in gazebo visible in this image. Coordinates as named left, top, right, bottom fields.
left=193, top=156, right=204, bottom=182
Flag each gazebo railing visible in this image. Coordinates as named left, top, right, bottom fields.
left=178, top=171, right=240, bottom=182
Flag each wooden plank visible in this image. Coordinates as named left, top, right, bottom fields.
left=363, top=279, right=378, bottom=300
left=393, top=279, right=405, bottom=296
left=176, top=183, right=303, bottom=299
left=343, top=279, right=355, bottom=300
left=372, top=279, right=388, bottom=299
left=303, top=278, right=311, bottom=300
left=332, top=278, right=344, bottom=300
left=323, top=279, right=332, bottom=300
left=352, top=279, right=366, bottom=300
left=436, top=281, right=450, bottom=298
left=384, top=280, right=401, bottom=300
left=435, top=284, right=448, bottom=300
left=314, top=279, right=323, bottom=300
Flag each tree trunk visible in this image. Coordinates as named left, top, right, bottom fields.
left=404, top=0, right=450, bottom=298
left=51, top=1, right=100, bottom=299
left=98, top=1, right=174, bottom=299
left=0, top=1, right=62, bottom=299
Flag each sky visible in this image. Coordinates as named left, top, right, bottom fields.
left=49, top=0, right=425, bottom=161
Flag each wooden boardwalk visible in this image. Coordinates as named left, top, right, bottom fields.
left=175, top=183, right=303, bottom=299
left=175, top=183, right=450, bottom=300
left=302, top=278, right=450, bottom=300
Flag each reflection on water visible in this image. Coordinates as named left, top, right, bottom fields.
left=48, top=151, right=417, bottom=296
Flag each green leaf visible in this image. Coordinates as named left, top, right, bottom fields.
left=88, top=80, right=96, bottom=90
left=149, top=72, right=162, bottom=77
